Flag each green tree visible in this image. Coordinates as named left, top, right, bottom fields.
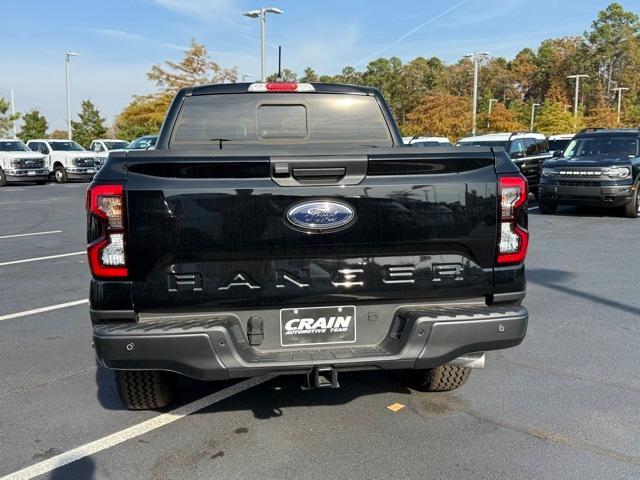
left=585, top=3, right=640, bottom=95
left=363, top=57, right=406, bottom=123
left=299, top=67, right=319, bottom=82
left=536, top=37, right=585, bottom=101
left=535, top=101, right=579, bottom=134
left=400, top=57, right=447, bottom=115
left=0, top=98, right=19, bottom=137
left=18, top=109, right=48, bottom=142
left=148, top=38, right=237, bottom=92
left=266, top=69, right=297, bottom=82
left=71, top=99, right=106, bottom=148
left=50, top=129, right=68, bottom=139
left=334, top=66, right=364, bottom=85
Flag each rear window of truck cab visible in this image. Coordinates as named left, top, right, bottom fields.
left=169, top=93, right=394, bottom=149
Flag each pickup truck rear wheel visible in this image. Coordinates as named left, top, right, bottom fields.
left=54, top=166, right=68, bottom=183
left=408, top=365, right=471, bottom=392
left=0, top=169, right=6, bottom=187
left=623, top=184, right=640, bottom=218
left=115, top=370, right=177, bottom=410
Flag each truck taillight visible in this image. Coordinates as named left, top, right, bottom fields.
left=86, top=184, right=128, bottom=278
left=497, top=175, right=529, bottom=265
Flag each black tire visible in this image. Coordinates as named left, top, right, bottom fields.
left=53, top=166, right=68, bottom=183
left=623, top=184, right=640, bottom=218
left=408, top=365, right=471, bottom=392
left=0, top=169, right=7, bottom=187
left=538, top=198, right=557, bottom=214
left=115, top=370, right=177, bottom=410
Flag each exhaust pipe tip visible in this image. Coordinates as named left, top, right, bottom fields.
left=448, top=352, right=485, bottom=369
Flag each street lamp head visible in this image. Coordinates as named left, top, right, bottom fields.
left=244, top=7, right=283, bottom=17
left=65, top=51, right=80, bottom=57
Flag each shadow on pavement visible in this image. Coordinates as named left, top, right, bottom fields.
left=527, top=267, right=640, bottom=316
left=48, top=457, right=95, bottom=480
left=96, top=364, right=415, bottom=417
left=528, top=203, right=624, bottom=218
left=185, top=370, right=413, bottom=420
left=95, top=366, right=127, bottom=411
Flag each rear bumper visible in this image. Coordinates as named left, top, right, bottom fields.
left=93, top=304, right=528, bottom=380
left=539, top=182, right=634, bottom=207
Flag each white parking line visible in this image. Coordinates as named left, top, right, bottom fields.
left=0, top=251, right=84, bottom=266
left=0, top=374, right=277, bottom=480
left=528, top=206, right=539, bottom=211
left=0, top=299, right=89, bottom=322
left=0, top=198, right=71, bottom=206
left=0, top=230, right=62, bottom=240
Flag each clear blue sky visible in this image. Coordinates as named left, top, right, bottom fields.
left=1, top=0, right=636, bottom=130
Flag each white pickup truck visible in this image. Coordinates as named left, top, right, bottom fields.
left=26, top=139, right=99, bottom=183
left=0, top=139, right=49, bottom=186
left=89, top=139, right=129, bottom=167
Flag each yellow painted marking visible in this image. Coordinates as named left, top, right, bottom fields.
left=387, top=402, right=405, bottom=412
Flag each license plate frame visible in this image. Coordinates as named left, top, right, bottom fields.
left=280, top=305, right=356, bottom=347
left=27, top=171, right=36, bottom=176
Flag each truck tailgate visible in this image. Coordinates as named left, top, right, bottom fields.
left=124, top=148, right=498, bottom=311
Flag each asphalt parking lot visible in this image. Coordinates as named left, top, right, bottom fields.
left=0, top=183, right=639, bottom=480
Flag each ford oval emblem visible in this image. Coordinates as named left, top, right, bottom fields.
left=286, top=200, right=356, bottom=233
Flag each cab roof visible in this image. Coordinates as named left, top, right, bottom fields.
left=186, top=82, right=380, bottom=97
left=459, top=132, right=547, bottom=142
left=28, top=139, right=77, bottom=142
left=574, top=128, right=640, bottom=138
left=547, top=134, right=575, bottom=140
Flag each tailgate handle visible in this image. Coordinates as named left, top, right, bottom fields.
left=292, top=167, right=346, bottom=183
left=271, top=156, right=367, bottom=187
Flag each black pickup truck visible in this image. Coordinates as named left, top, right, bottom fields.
left=88, top=82, right=529, bottom=410
left=539, top=128, right=640, bottom=217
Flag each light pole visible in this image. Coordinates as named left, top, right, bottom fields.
left=65, top=51, right=80, bottom=140
left=567, top=74, right=588, bottom=130
left=243, top=7, right=283, bottom=82
left=612, top=87, right=629, bottom=125
left=530, top=103, right=540, bottom=131
left=241, top=73, right=253, bottom=82
left=465, top=52, right=490, bottom=136
left=10, top=89, right=16, bottom=139
left=487, top=98, right=498, bottom=128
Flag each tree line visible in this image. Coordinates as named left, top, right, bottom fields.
left=2, top=2, right=638, bottom=144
